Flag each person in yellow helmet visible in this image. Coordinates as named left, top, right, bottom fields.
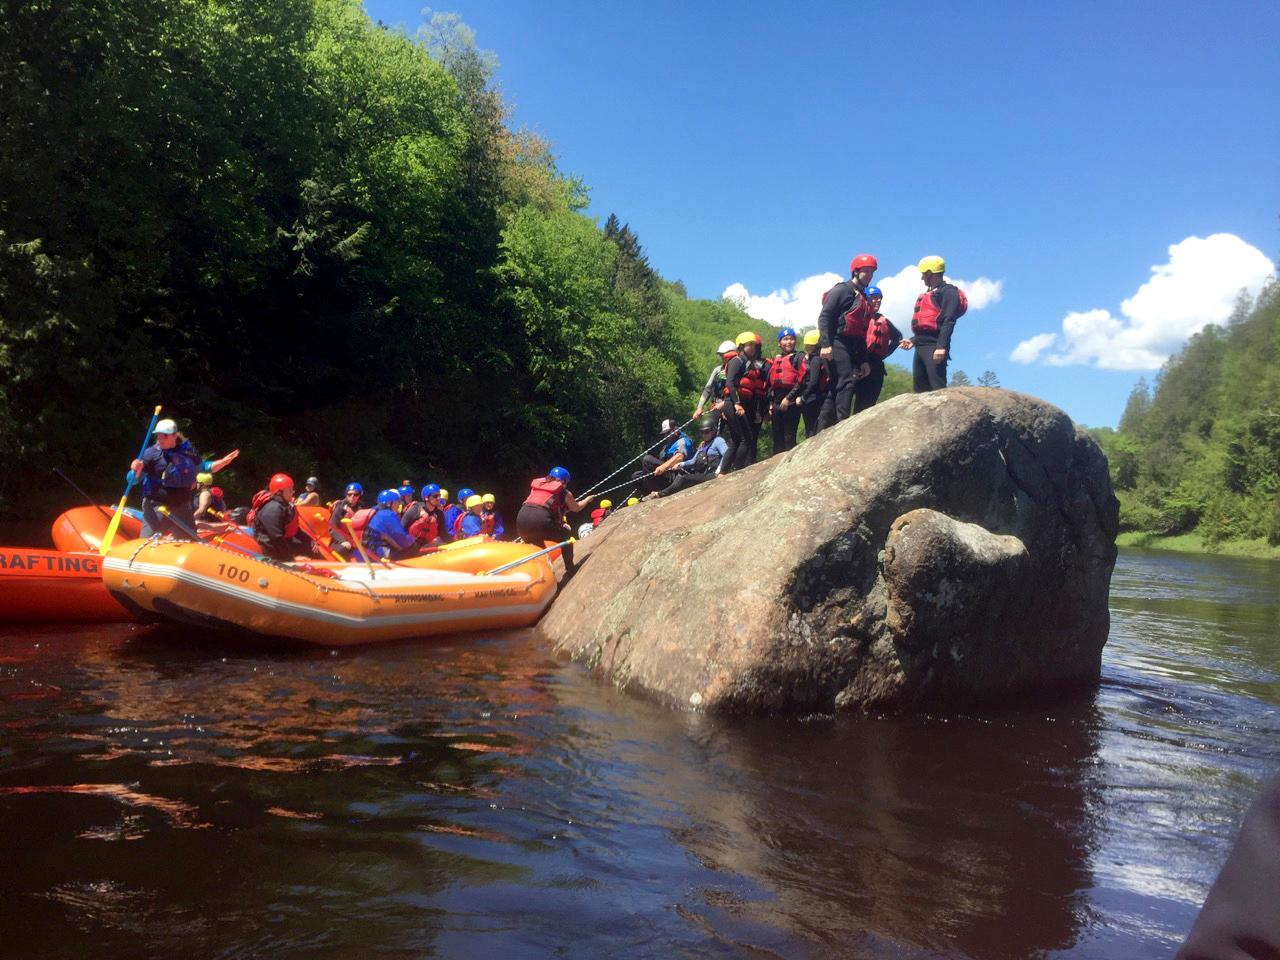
left=899, top=255, right=964, bottom=392
left=590, top=498, right=613, bottom=528
left=721, top=331, right=770, bottom=472
left=788, top=329, right=831, bottom=437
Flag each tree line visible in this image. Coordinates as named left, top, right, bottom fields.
left=1, top=0, right=768, bottom=520
left=1091, top=279, right=1280, bottom=546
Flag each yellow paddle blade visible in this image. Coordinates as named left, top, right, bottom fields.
left=98, top=498, right=129, bottom=555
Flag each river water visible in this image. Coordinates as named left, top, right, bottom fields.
left=1, top=547, right=1277, bottom=959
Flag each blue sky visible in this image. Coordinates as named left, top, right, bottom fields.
left=363, top=0, right=1279, bottom=427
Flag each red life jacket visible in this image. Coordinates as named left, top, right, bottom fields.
left=768, top=351, right=804, bottom=392
left=480, top=512, right=495, bottom=536
left=452, top=512, right=466, bottom=538
left=912, top=285, right=968, bottom=337
left=865, top=314, right=895, bottom=360
left=731, top=357, right=770, bottom=401
left=408, top=509, right=439, bottom=543
left=841, top=290, right=875, bottom=339
left=348, top=507, right=374, bottom=537
left=524, top=477, right=567, bottom=514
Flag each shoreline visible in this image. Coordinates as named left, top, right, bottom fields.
left=1116, top=530, right=1280, bottom=561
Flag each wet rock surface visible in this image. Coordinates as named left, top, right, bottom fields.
left=539, top=388, right=1119, bottom=713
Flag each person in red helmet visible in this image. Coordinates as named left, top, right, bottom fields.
left=250, top=473, right=314, bottom=562
left=817, top=254, right=876, bottom=422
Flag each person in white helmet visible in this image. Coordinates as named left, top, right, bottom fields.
left=692, top=341, right=737, bottom=422
left=130, top=418, right=238, bottom=539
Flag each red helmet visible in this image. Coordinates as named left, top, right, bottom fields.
left=268, top=473, right=293, bottom=493
left=210, top=487, right=223, bottom=499
left=850, top=254, right=878, bottom=273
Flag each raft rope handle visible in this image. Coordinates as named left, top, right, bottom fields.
left=152, top=509, right=382, bottom=601
left=479, top=539, right=573, bottom=576
left=579, top=416, right=699, bottom=497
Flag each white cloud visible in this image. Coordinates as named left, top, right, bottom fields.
left=1009, top=331, right=1058, bottom=365
left=1010, top=233, right=1276, bottom=371
left=723, top=265, right=1003, bottom=338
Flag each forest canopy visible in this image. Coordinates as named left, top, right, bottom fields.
left=0, top=0, right=776, bottom=517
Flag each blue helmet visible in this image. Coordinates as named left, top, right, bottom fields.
left=398, top=484, right=414, bottom=500
left=548, top=467, right=570, bottom=483
left=422, top=483, right=441, bottom=499
left=377, top=488, right=401, bottom=507
left=777, top=327, right=796, bottom=342
left=457, top=487, right=475, bottom=503
left=865, top=286, right=883, bottom=299
left=345, top=482, right=363, bottom=496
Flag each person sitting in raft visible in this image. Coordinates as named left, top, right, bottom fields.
left=329, top=482, right=364, bottom=558
left=480, top=494, right=505, bottom=540
left=648, top=417, right=727, bottom=498
left=693, top=341, right=736, bottom=421
left=444, top=488, right=472, bottom=542
left=406, top=484, right=448, bottom=549
left=363, top=488, right=418, bottom=561
left=294, top=476, right=321, bottom=507
left=457, top=494, right=488, bottom=539
left=192, top=473, right=223, bottom=525
left=635, top=419, right=694, bottom=494
left=131, top=417, right=239, bottom=539
left=590, top=499, right=613, bottom=527
left=516, top=467, right=592, bottom=580
left=251, top=473, right=316, bottom=562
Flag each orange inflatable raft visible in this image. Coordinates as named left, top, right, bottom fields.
left=100, top=538, right=558, bottom=645
left=0, top=546, right=139, bottom=622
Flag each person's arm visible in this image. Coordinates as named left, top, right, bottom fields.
left=492, top=512, right=505, bottom=539
left=695, top=366, right=719, bottom=414
left=725, top=356, right=746, bottom=407
left=934, top=286, right=962, bottom=353
left=564, top=490, right=593, bottom=512
left=203, top=450, right=239, bottom=473
left=380, top=512, right=416, bottom=549
left=817, top=283, right=849, bottom=356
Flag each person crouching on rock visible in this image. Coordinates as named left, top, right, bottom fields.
left=251, top=473, right=316, bottom=562
left=517, top=467, right=592, bottom=579
left=363, top=488, right=418, bottom=561
left=634, top=418, right=693, bottom=495
left=647, top=418, right=727, bottom=499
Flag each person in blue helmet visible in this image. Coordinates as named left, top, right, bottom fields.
left=445, top=487, right=473, bottom=541
left=406, top=484, right=448, bottom=549
left=855, top=286, right=904, bottom=413
left=329, top=482, right=364, bottom=558
left=517, top=467, right=592, bottom=579
left=768, top=327, right=805, bottom=453
left=362, top=488, right=417, bottom=560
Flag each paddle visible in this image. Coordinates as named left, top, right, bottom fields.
left=154, top=506, right=258, bottom=559
left=51, top=468, right=117, bottom=526
left=480, top=539, right=574, bottom=576
left=101, top=405, right=162, bottom=555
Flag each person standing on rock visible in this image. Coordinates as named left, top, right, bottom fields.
left=790, top=329, right=830, bottom=437
left=854, top=286, right=904, bottom=413
left=721, top=331, right=770, bottom=473
left=517, top=467, right=592, bottom=580
left=768, top=327, right=805, bottom=453
left=899, top=255, right=964, bottom=393
left=818, top=254, right=876, bottom=423
left=693, top=341, right=736, bottom=423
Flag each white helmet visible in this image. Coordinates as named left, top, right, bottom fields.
left=716, top=340, right=735, bottom=355
left=154, top=418, right=178, bottom=435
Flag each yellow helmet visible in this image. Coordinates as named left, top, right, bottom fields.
left=802, top=329, right=820, bottom=347
left=482, top=493, right=495, bottom=504
left=196, top=472, right=213, bottom=485
left=626, top=497, right=638, bottom=506
left=918, top=255, right=946, bottom=275
left=735, top=331, right=760, bottom=347
left=465, top=494, right=483, bottom=509
left=438, top=489, right=449, bottom=502
left=599, top=499, right=612, bottom=509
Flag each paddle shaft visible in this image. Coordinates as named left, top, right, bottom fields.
left=101, top=405, right=162, bottom=554
left=51, top=468, right=117, bottom=526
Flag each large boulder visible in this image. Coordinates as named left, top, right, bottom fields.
left=539, top=388, right=1119, bottom=714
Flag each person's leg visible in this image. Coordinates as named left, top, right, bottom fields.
left=831, top=337, right=860, bottom=421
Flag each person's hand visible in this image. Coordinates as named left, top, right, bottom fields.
left=130, top=459, right=144, bottom=478
left=857, top=362, right=870, bottom=379
left=654, top=463, right=667, bottom=475
left=579, top=495, right=593, bottom=507
left=734, top=403, right=744, bottom=416
left=780, top=397, right=790, bottom=411
left=211, top=449, right=240, bottom=471
left=712, top=400, right=724, bottom=411
left=933, top=348, right=947, bottom=364
left=820, top=346, right=832, bottom=360
left=693, top=406, right=703, bottom=419
left=899, top=339, right=914, bottom=350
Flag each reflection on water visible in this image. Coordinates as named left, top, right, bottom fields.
left=0, top=548, right=1278, bottom=958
